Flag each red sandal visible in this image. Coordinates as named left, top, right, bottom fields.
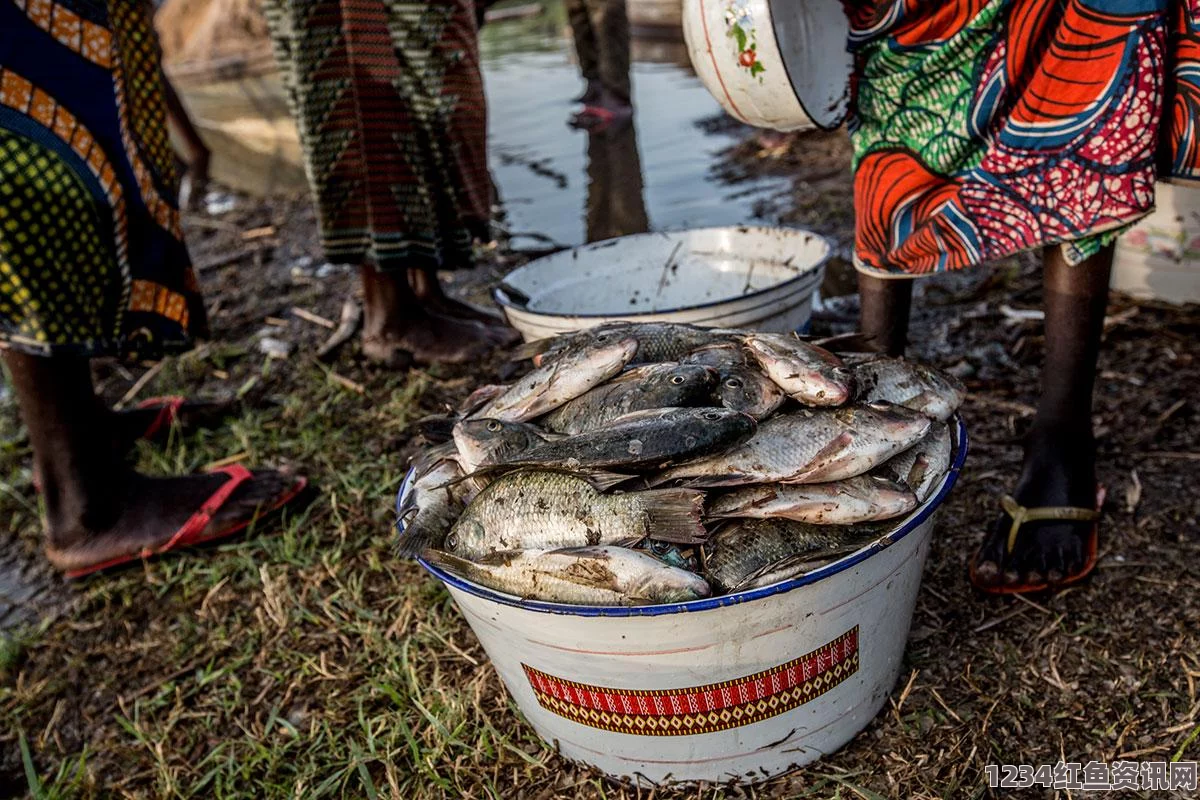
left=968, top=486, right=1106, bottom=595
left=136, top=395, right=189, bottom=441
left=61, top=464, right=308, bottom=579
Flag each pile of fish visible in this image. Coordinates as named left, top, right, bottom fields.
left=397, top=322, right=963, bottom=606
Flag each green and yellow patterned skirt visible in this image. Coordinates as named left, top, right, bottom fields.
left=0, top=0, right=205, bottom=358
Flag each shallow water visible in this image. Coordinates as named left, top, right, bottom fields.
left=480, top=2, right=788, bottom=248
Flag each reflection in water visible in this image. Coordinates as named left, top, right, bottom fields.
left=480, top=0, right=790, bottom=247
left=585, top=121, right=650, bottom=242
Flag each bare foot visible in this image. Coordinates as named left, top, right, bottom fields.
left=407, top=268, right=511, bottom=326
left=362, top=314, right=495, bottom=366
left=361, top=265, right=506, bottom=365
left=44, top=470, right=304, bottom=574
left=972, top=427, right=1098, bottom=590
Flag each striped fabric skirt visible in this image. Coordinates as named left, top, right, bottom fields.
left=847, top=0, right=1199, bottom=276
left=262, top=0, right=491, bottom=273
left=0, top=0, right=204, bottom=358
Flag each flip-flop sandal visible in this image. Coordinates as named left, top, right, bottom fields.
left=137, top=395, right=189, bottom=441
left=61, top=464, right=309, bottom=580
left=968, top=486, right=1106, bottom=595
left=137, top=395, right=234, bottom=441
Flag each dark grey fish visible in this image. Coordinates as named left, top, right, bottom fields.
left=682, top=342, right=785, bottom=419
left=541, top=363, right=717, bottom=435
left=703, top=518, right=882, bottom=592
left=395, top=458, right=466, bottom=558
left=514, top=322, right=743, bottom=366
left=453, top=418, right=556, bottom=472
left=504, top=406, right=757, bottom=471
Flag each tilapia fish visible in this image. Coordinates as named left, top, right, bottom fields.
left=704, top=518, right=881, bottom=592
left=447, top=470, right=707, bottom=559
left=853, top=357, right=966, bottom=421
left=706, top=474, right=917, bottom=525
left=654, top=403, right=932, bottom=487
left=873, top=420, right=953, bottom=503
left=542, top=362, right=717, bottom=434
left=515, top=322, right=741, bottom=366
left=396, top=458, right=466, bottom=558
left=742, top=333, right=855, bottom=407
left=472, top=336, right=637, bottom=422
left=504, top=406, right=756, bottom=471
left=425, top=546, right=711, bottom=605
left=453, top=418, right=555, bottom=472
left=682, top=343, right=785, bottom=419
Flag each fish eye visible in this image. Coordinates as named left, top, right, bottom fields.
left=670, top=374, right=686, bottom=385
left=725, top=377, right=743, bottom=389
left=445, top=531, right=459, bottom=550
left=486, top=420, right=502, bottom=432
left=704, top=411, right=722, bottom=420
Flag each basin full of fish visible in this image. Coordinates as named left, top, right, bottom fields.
left=396, top=322, right=964, bottom=606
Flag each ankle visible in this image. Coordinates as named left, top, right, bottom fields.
left=42, top=467, right=132, bottom=550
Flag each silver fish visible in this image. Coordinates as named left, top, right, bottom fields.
left=542, top=362, right=717, bottom=434
left=853, top=357, right=966, bottom=421
left=425, top=546, right=711, bottom=605
left=742, top=333, right=855, bottom=407
left=447, top=470, right=707, bottom=559
left=504, top=406, right=756, bottom=471
left=682, top=343, right=785, bottom=419
left=873, top=421, right=953, bottom=503
left=703, top=519, right=881, bottom=592
left=396, top=458, right=466, bottom=558
left=515, top=322, right=742, bottom=366
left=705, top=475, right=917, bottom=525
left=654, top=404, right=932, bottom=487
left=472, top=337, right=637, bottom=422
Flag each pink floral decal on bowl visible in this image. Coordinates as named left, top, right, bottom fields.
left=725, top=0, right=765, bottom=79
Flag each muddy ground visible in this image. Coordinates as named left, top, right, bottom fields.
left=1, top=128, right=1199, bottom=799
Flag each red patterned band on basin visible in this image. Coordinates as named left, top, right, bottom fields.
left=522, top=626, right=859, bottom=736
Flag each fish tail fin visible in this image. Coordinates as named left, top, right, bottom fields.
left=678, top=474, right=751, bottom=489
left=510, top=338, right=554, bottom=361
left=639, top=489, right=708, bottom=543
left=394, top=519, right=441, bottom=559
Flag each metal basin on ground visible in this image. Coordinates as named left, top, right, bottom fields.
left=397, top=418, right=968, bottom=786
left=494, top=227, right=830, bottom=341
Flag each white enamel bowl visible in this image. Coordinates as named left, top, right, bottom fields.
left=397, top=418, right=968, bottom=786
left=682, top=0, right=853, bottom=131
left=494, top=227, right=830, bottom=341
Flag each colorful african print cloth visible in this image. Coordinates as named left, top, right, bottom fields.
left=846, top=0, right=1200, bottom=276
left=0, top=0, right=204, bottom=357
left=262, top=0, right=491, bottom=273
